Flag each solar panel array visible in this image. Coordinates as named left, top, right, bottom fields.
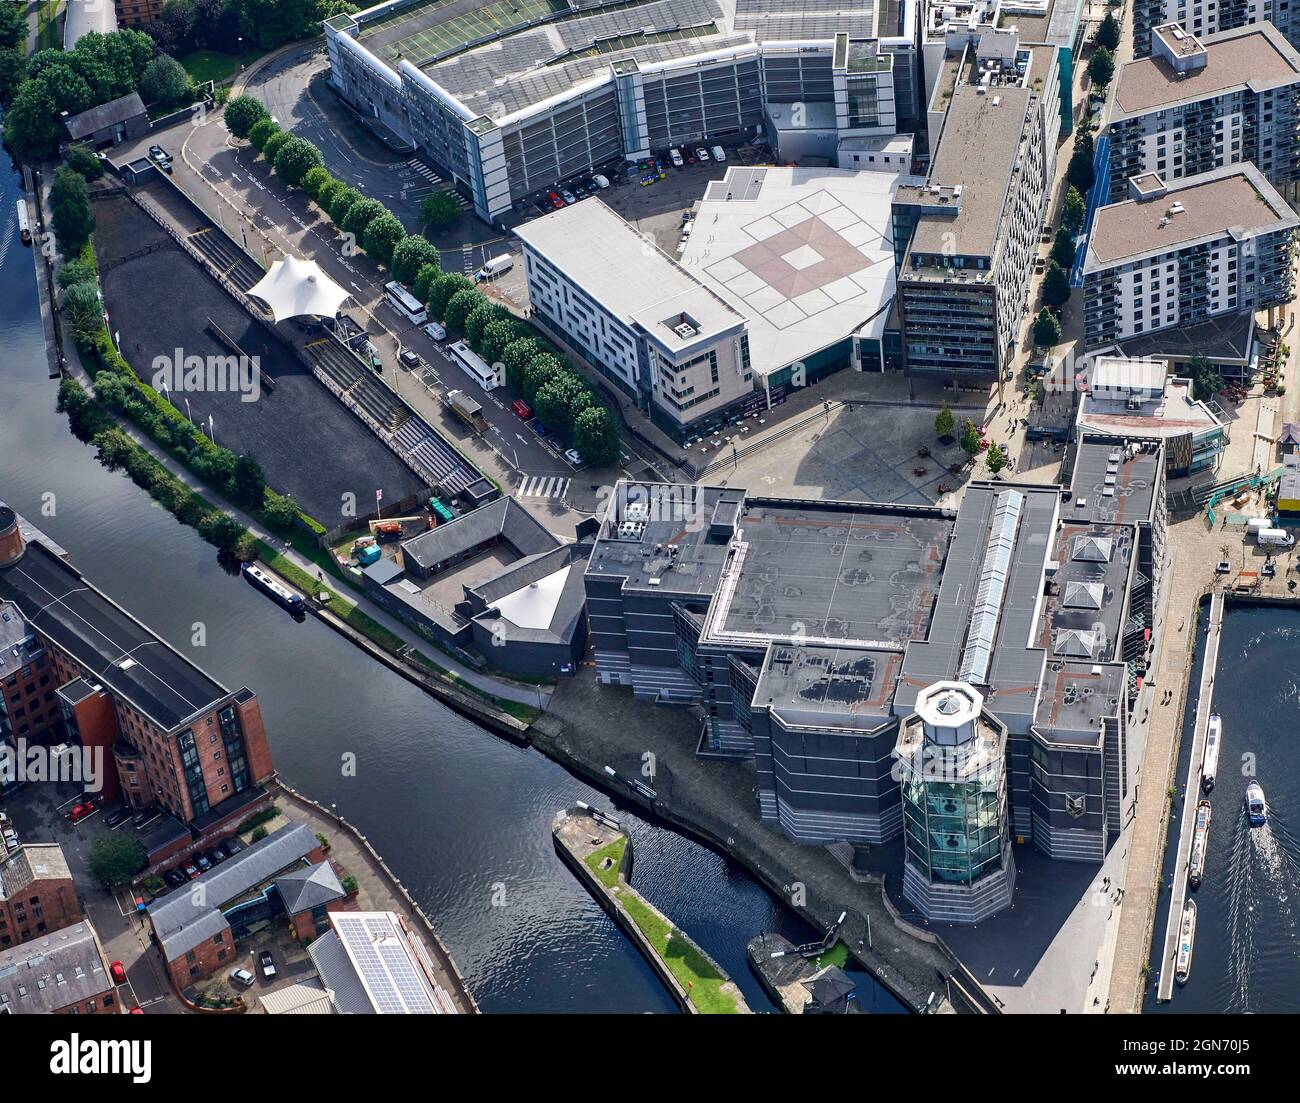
left=957, top=489, right=1024, bottom=686
left=334, top=915, right=441, bottom=1014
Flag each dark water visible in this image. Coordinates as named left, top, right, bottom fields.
left=1146, top=602, right=1300, bottom=1013
left=0, top=167, right=904, bottom=1014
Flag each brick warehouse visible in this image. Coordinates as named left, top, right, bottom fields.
left=0, top=842, right=80, bottom=949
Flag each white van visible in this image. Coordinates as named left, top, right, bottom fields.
left=423, top=321, right=447, bottom=341
left=475, top=254, right=513, bottom=281
left=1258, top=527, right=1294, bottom=547
left=711, top=145, right=726, bottom=162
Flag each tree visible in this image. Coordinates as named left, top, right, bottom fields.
left=1188, top=354, right=1222, bottom=402
left=390, top=235, right=440, bottom=286
left=199, top=510, right=245, bottom=551
left=234, top=0, right=329, bottom=49
left=463, top=302, right=498, bottom=348
left=316, top=177, right=346, bottom=212
left=63, top=282, right=104, bottom=342
left=573, top=405, right=619, bottom=467
left=444, top=287, right=485, bottom=332
left=0, top=2, right=27, bottom=50
left=959, top=420, right=981, bottom=456
left=65, top=143, right=105, bottom=181
left=247, top=117, right=279, bottom=152
left=1042, top=261, right=1071, bottom=309
left=1033, top=307, right=1062, bottom=348
left=480, top=319, right=520, bottom=364
left=1050, top=226, right=1077, bottom=269
left=0, top=51, right=25, bottom=108
left=58, top=257, right=99, bottom=290
left=986, top=443, right=1008, bottom=475
left=88, top=834, right=147, bottom=890
left=420, top=190, right=461, bottom=232
left=1095, top=12, right=1121, bottom=53
left=233, top=453, right=267, bottom=509
left=1062, top=185, right=1086, bottom=234
left=1067, top=145, right=1094, bottom=193
left=428, top=272, right=473, bottom=319
left=328, top=186, right=362, bottom=226
left=260, top=128, right=291, bottom=166
left=262, top=492, right=301, bottom=534
left=139, top=55, right=191, bottom=108
left=341, top=197, right=384, bottom=238
left=301, top=166, right=332, bottom=198
left=363, top=212, right=405, bottom=265
left=273, top=135, right=324, bottom=187
left=412, top=262, right=442, bottom=305
left=50, top=166, right=95, bottom=257
left=502, top=337, right=543, bottom=389
left=37, top=62, right=95, bottom=115
left=225, top=94, right=269, bottom=139
left=934, top=402, right=955, bottom=439
left=3, top=81, right=60, bottom=161
left=1088, top=47, right=1115, bottom=90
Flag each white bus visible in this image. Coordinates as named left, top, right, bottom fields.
left=449, top=339, right=501, bottom=392
left=383, top=281, right=427, bottom=325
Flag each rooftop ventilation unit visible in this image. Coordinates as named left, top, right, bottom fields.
left=616, top=520, right=646, bottom=541
left=673, top=322, right=697, bottom=339
left=625, top=501, right=650, bottom=523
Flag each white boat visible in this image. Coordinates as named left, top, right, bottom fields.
left=1201, top=714, right=1221, bottom=793
left=16, top=199, right=30, bottom=246
left=1246, top=782, right=1267, bottom=827
left=1175, top=899, right=1196, bottom=986
left=1188, top=799, right=1211, bottom=889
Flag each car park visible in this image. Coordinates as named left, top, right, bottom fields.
left=132, top=806, right=158, bottom=828
left=511, top=399, right=533, bottom=420
left=685, top=150, right=697, bottom=164
left=230, top=968, right=255, bottom=988
left=695, top=147, right=710, bottom=162
left=561, top=190, right=577, bottom=204
left=564, top=448, right=583, bottom=466
left=110, top=961, right=127, bottom=985
left=669, top=148, right=684, bottom=167
left=221, top=837, right=245, bottom=858
left=547, top=191, right=564, bottom=209
left=592, top=173, right=610, bottom=189
left=259, top=950, right=276, bottom=979
left=205, top=847, right=226, bottom=865
left=68, top=801, right=96, bottom=823
left=104, top=807, right=133, bottom=828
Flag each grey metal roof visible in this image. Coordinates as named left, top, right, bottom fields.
left=309, top=913, right=452, bottom=1014
left=401, top=497, right=557, bottom=573
left=148, top=823, right=317, bottom=960
left=276, top=861, right=346, bottom=915
left=260, top=977, right=336, bottom=1014
left=308, top=929, right=374, bottom=1014
left=64, top=93, right=145, bottom=140
left=0, top=921, right=110, bottom=1015
left=754, top=643, right=901, bottom=731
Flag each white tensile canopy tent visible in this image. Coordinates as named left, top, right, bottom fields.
left=247, top=255, right=351, bottom=322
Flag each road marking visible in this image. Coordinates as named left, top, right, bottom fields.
left=518, top=475, right=569, bottom=499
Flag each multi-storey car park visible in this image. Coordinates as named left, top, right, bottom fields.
left=324, top=0, right=1092, bottom=225
left=1081, top=164, right=1298, bottom=351
left=1105, top=22, right=1300, bottom=205
left=583, top=443, right=1166, bottom=921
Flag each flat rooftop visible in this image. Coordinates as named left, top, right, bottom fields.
left=1113, top=311, right=1255, bottom=365
left=1079, top=375, right=1223, bottom=442
left=1084, top=165, right=1298, bottom=271
left=679, top=166, right=903, bottom=379
left=1034, top=659, right=1126, bottom=745
left=754, top=642, right=902, bottom=731
left=1067, top=438, right=1162, bottom=526
left=0, top=539, right=232, bottom=732
left=1036, top=520, right=1135, bottom=664
left=704, top=497, right=953, bottom=649
left=517, top=197, right=746, bottom=356
left=1111, top=23, right=1300, bottom=119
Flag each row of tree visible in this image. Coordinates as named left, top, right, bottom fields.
left=141, top=0, right=358, bottom=56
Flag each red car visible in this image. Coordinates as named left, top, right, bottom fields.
left=110, top=961, right=127, bottom=985
left=129, top=1007, right=144, bottom=1015
left=547, top=191, right=564, bottom=209
left=68, top=801, right=96, bottom=823
left=511, top=398, right=533, bottom=420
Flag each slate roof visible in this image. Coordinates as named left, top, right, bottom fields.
left=401, top=497, right=556, bottom=574
left=0, top=921, right=111, bottom=1014
left=64, top=93, right=145, bottom=140
left=276, top=861, right=346, bottom=915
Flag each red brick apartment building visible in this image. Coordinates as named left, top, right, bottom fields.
left=0, top=920, right=120, bottom=1014
left=0, top=503, right=276, bottom=861
left=113, top=0, right=165, bottom=28
left=0, top=842, right=80, bottom=949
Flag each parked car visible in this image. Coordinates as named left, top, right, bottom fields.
left=564, top=448, right=583, bottom=466
left=423, top=321, right=446, bottom=342
left=592, top=173, right=610, bottom=189
left=510, top=398, right=533, bottom=420
left=104, top=807, right=132, bottom=828
left=685, top=150, right=697, bottom=164
left=561, top=190, right=577, bottom=204
left=183, top=861, right=201, bottom=880
left=131, top=807, right=157, bottom=828
left=110, top=961, right=127, bottom=985
left=530, top=420, right=547, bottom=437
left=399, top=348, right=422, bottom=370
left=711, top=145, right=726, bottom=162
left=259, top=950, right=276, bottom=979
left=204, top=847, right=226, bottom=865
left=194, top=853, right=212, bottom=873
left=164, top=869, right=186, bottom=888
left=547, top=191, right=564, bottom=209
left=229, top=968, right=256, bottom=988
left=669, top=148, right=684, bottom=167
left=68, top=801, right=96, bottom=823
left=695, top=147, right=710, bottom=162
left=220, top=837, right=245, bottom=858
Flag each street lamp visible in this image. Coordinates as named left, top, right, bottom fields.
left=208, top=414, right=216, bottom=445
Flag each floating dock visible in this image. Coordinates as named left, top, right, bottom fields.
left=1157, top=590, right=1223, bottom=1000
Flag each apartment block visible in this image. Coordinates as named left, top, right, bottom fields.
left=1107, top=23, right=1300, bottom=203
left=0, top=505, right=276, bottom=853
left=113, top=0, right=165, bottom=27
left=0, top=921, right=119, bottom=1014
left=1082, top=165, right=1298, bottom=350
left=515, top=197, right=753, bottom=440
left=894, top=30, right=1057, bottom=384
left=0, top=843, right=79, bottom=949
left=1133, top=0, right=1300, bottom=57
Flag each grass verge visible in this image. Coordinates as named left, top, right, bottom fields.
left=179, top=48, right=265, bottom=85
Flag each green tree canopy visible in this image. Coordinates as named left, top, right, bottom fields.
left=1050, top=226, right=1077, bottom=269
left=4, top=81, right=60, bottom=161
left=341, top=197, right=385, bottom=238
left=428, top=272, right=473, bottom=319
left=301, top=166, right=333, bottom=198
left=463, top=302, right=498, bottom=348
left=316, top=177, right=346, bottom=212
left=260, top=128, right=292, bottom=165
left=328, top=186, right=363, bottom=227
left=50, top=166, right=95, bottom=257
left=1033, top=307, right=1062, bottom=348
left=391, top=235, right=440, bottom=286
left=89, top=834, right=147, bottom=890
left=573, top=405, right=619, bottom=467
left=62, top=281, right=104, bottom=343
left=934, top=402, right=955, bottom=439
left=247, top=117, right=280, bottom=152
left=420, top=190, right=462, bottom=232
left=0, top=2, right=27, bottom=50
left=1042, top=261, right=1071, bottom=309
left=959, top=420, right=981, bottom=456
left=233, top=453, right=267, bottom=509
left=362, top=212, right=406, bottom=265
left=1067, top=146, right=1094, bottom=193
left=412, top=262, right=443, bottom=305
left=58, top=257, right=99, bottom=290
left=480, top=319, right=520, bottom=364
left=444, top=287, right=486, bottom=332
left=224, top=94, right=269, bottom=138
left=274, top=135, right=324, bottom=187
left=139, top=55, right=191, bottom=108
left=986, top=443, right=1008, bottom=474
left=65, top=143, right=106, bottom=181
left=1088, top=47, right=1115, bottom=89
left=1095, top=11, right=1120, bottom=51
left=1061, top=186, right=1086, bottom=234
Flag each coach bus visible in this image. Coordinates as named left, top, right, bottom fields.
left=383, top=281, right=427, bottom=325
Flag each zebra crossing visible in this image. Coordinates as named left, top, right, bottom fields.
left=516, top=474, right=570, bottom=499
left=404, top=158, right=472, bottom=210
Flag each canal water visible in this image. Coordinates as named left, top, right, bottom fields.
left=1146, top=600, right=1300, bottom=1013
left=0, top=167, right=904, bottom=1014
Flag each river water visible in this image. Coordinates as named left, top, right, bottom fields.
left=0, top=166, right=904, bottom=1014
left=1146, top=601, right=1300, bottom=1013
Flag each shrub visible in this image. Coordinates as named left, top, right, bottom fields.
left=260, top=128, right=291, bottom=165
left=64, top=143, right=104, bottom=180
left=247, top=117, right=279, bottom=152
left=62, top=281, right=104, bottom=342
left=301, top=166, right=332, bottom=198
left=50, top=165, right=94, bottom=257
left=328, top=186, right=362, bottom=226
left=139, top=55, right=191, bottom=108
left=225, top=94, right=269, bottom=139
left=315, top=177, right=345, bottom=212
left=251, top=825, right=268, bottom=841
left=341, top=197, right=385, bottom=238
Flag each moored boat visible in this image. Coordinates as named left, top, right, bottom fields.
left=1188, top=799, right=1211, bottom=889
left=16, top=199, right=30, bottom=246
left=241, top=562, right=306, bottom=614
left=1201, top=714, right=1221, bottom=793
left=1175, top=899, right=1196, bottom=986
left=1246, top=781, right=1267, bottom=827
